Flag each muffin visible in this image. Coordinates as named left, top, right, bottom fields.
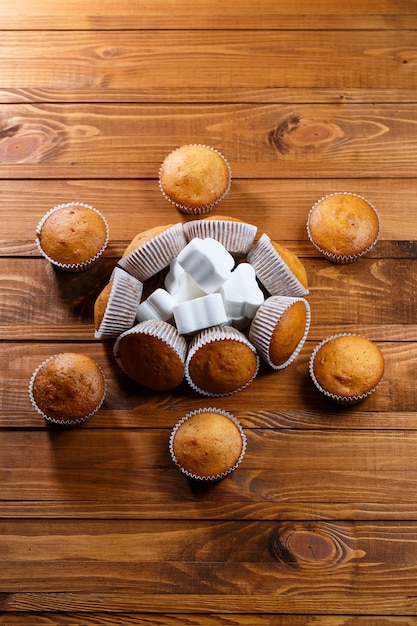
left=247, top=233, right=309, bottom=297
left=118, top=222, right=187, bottom=281
left=249, top=296, right=311, bottom=370
left=309, top=333, right=385, bottom=404
left=29, top=352, right=106, bottom=427
left=185, top=325, right=259, bottom=397
left=169, top=407, right=247, bottom=482
left=306, top=192, right=381, bottom=263
left=183, top=215, right=257, bottom=257
left=94, top=267, right=143, bottom=339
left=36, top=202, right=109, bottom=271
left=114, top=319, right=188, bottom=391
left=158, top=144, right=232, bottom=215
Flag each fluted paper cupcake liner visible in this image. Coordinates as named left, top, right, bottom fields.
left=183, top=217, right=257, bottom=256
left=306, top=192, right=381, bottom=264
left=35, top=202, right=109, bottom=272
left=169, top=407, right=247, bottom=482
left=309, top=333, right=384, bottom=404
left=185, top=324, right=260, bottom=397
left=249, top=296, right=311, bottom=370
left=94, top=267, right=144, bottom=340
left=28, top=354, right=106, bottom=427
left=113, top=319, right=188, bottom=379
left=247, top=233, right=309, bottom=297
left=118, top=222, right=187, bottom=281
left=158, top=144, right=232, bottom=215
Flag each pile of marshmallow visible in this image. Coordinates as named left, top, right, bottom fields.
left=136, top=237, right=265, bottom=334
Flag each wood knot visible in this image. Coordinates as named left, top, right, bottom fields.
left=0, top=131, right=45, bottom=162
left=269, top=115, right=344, bottom=155
left=271, top=522, right=365, bottom=570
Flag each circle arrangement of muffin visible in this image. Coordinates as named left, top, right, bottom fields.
left=113, top=319, right=188, bottom=392
left=306, top=192, right=381, bottom=263
left=169, top=407, right=247, bottom=482
left=247, top=233, right=309, bottom=297
left=309, top=333, right=385, bottom=404
left=185, top=325, right=259, bottom=397
left=29, top=352, right=106, bottom=427
left=36, top=202, right=109, bottom=271
left=118, top=223, right=187, bottom=281
left=183, top=215, right=257, bottom=257
left=158, top=144, right=232, bottom=215
left=249, top=295, right=311, bottom=370
left=94, top=267, right=144, bottom=340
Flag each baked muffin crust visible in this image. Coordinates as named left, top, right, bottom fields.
left=31, top=352, right=105, bottom=423
left=269, top=300, right=307, bottom=366
left=159, top=145, right=231, bottom=210
left=172, top=410, right=244, bottom=477
left=312, top=334, right=384, bottom=399
left=38, top=204, right=108, bottom=265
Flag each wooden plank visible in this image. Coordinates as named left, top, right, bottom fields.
left=0, top=0, right=416, bottom=30
left=2, top=520, right=417, bottom=618
left=0, top=337, right=411, bottom=425
left=0, top=178, right=416, bottom=256
left=2, top=616, right=413, bottom=626
left=3, top=591, right=417, bottom=616
left=3, top=499, right=417, bottom=522
left=2, top=87, right=417, bottom=105
left=1, top=429, right=417, bottom=518
left=0, top=255, right=416, bottom=339
left=0, top=31, right=415, bottom=94
left=1, top=104, right=417, bottom=179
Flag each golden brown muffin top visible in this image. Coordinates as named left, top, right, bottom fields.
left=172, top=411, right=243, bottom=477
left=159, top=145, right=230, bottom=209
left=38, top=205, right=108, bottom=265
left=202, top=214, right=243, bottom=222
left=308, top=194, right=380, bottom=257
left=272, top=241, right=309, bottom=289
left=188, top=339, right=258, bottom=395
left=122, top=224, right=174, bottom=257
left=312, top=335, right=385, bottom=398
left=32, top=352, right=105, bottom=422
left=94, top=281, right=113, bottom=330
left=269, top=300, right=307, bottom=366
left=117, top=331, right=185, bottom=391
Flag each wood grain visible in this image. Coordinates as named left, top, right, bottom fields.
left=0, top=0, right=416, bottom=30
left=1, top=103, right=417, bottom=179
left=1, top=1, right=417, bottom=622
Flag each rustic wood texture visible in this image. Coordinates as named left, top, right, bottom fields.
left=1, top=1, right=417, bottom=623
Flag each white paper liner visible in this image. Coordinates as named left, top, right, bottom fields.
left=247, top=233, right=309, bottom=297
left=169, top=407, right=247, bottom=482
left=94, top=267, right=144, bottom=340
left=185, top=324, right=260, bottom=397
left=309, top=333, right=384, bottom=404
left=306, top=192, right=381, bottom=264
left=113, top=319, right=188, bottom=381
left=118, top=222, right=187, bottom=281
left=183, top=218, right=257, bottom=256
left=28, top=354, right=106, bottom=427
left=249, top=296, right=311, bottom=370
left=35, top=202, right=109, bottom=272
left=158, top=144, right=232, bottom=215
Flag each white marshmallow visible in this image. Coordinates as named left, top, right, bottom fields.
left=219, top=263, right=264, bottom=319
left=164, top=258, right=206, bottom=302
left=176, top=237, right=235, bottom=294
left=136, top=288, right=177, bottom=323
left=173, top=293, right=229, bottom=335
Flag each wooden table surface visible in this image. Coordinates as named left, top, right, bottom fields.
left=1, top=1, right=417, bottom=623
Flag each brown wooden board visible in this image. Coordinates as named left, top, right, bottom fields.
left=1, top=1, right=417, bottom=622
